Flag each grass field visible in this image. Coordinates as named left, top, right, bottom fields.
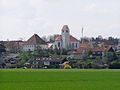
left=0, top=69, right=120, bottom=90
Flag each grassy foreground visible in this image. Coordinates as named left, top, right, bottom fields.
left=0, top=69, right=120, bottom=90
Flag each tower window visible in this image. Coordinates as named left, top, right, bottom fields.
left=58, top=42, right=60, bottom=47
left=66, top=30, right=68, bottom=33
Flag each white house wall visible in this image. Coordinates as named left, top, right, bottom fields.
left=53, top=40, right=62, bottom=49
left=22, top=44, right=48, bottom=51
left=70, top=41, right=80, bottom=50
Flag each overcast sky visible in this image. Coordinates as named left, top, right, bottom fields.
left=0, top=0, right=120, bottom=40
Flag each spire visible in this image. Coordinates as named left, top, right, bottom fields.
left=81, top=27, right=84, bottom=37
left=62, top=25, right=69, bottom=31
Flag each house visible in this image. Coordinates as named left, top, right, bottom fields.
left=116, top=39, right=120, bottom=52
left=0, top=44, right=6, bottom=54
left=0, top=40, right=23, bottom=52
left=54, top=25, right=80, bottom=50
left=22, top=34, right=48, bottom=51
left=68, top=41, right=115, bottom=57
left=90, top=47, right=114, bottom=56
left=31, top=57, right=64, bottom=68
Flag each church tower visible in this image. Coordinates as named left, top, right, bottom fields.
left=61, top=25, right=70, bottom=49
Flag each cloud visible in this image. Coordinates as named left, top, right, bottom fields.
left=0, top=0, right=120, bottom=40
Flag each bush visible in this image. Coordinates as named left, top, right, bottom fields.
left=109, top=61, right=120, bottom=69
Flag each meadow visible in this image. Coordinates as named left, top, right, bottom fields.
left=0, top=69, right=120, bottom=90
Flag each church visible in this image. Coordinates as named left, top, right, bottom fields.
left=54, top=25, right=80, bottom=50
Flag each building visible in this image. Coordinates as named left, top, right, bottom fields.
left=90, top=47, right=114, bottom=56
left=22, top=34, right=48, bottom=51
left=31, top=57, right=64, bottom=68
left=54, top=25, right=80, bottom=50
left=0, top=44, right=6, bottom=54
left=116, top=39, right=120, bottom=52
left=0, top=40, right=23, bottom=52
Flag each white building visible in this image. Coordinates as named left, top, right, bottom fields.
left=22, top=34, right=48, bottom=51
left=54, top=25, right=80, bottom=50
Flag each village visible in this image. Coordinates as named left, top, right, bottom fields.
left=0, top=25, right=120, bottom=69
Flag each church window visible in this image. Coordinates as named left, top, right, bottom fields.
left=72, top=43, right=74, bottom=47
left=58, top=42, right=60, bottom=47
left=76, top=43, right=77, bottom=48
left=66, top=30, right=68, bottom=33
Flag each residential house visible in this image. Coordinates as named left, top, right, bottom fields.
left=90, top=47, right=114, bottom=56
left=31, top=57, right=64, bottom=68
left=0, top=40, right=23, bottom=52
left=68, top=41, right=115, bottom=57
left=22, top=34, right=48, bottom=51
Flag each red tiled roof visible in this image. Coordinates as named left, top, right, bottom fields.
left=67, top=51, right=79, bottom=55
left=68, top=47, right=114, bottom=55
left=90, top=47, right=113, bottom=52
left=70, top=36, right=80, bottom=42
left=91, top=47, right=106, bottom=52
left=55, top=35, right=62, bottom=41
left=80, top=42, right=90, bottom=48
left=62, top=25, right=69, bottom=31
left=97, top=41, right=113, bottom=45
left=77, top=47, right=91, bottom=54
left=55, top=35, right=79, bottom=42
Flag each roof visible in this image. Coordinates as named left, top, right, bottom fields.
left=55, top=35, right=62, bottom=41
left=80, top=42, right=90, bottom=48
left=68, top=47, right=114, bottom=55
left=25, top=34, right=47, bottom=45
left=67, top=51, right=80, bottom=55
left=97, top=41, right=113, bottom=45
left=55, top=35, right=80, bottom=42
left=91, top=47, right=107, bottom=52
left=91, top=47, right=114, bottom=52
left=62, top=25, right=69, bottom=31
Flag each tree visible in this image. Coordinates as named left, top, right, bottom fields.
left=34, top=46, right=49, bottom=57
left=109, top=61, right=120, bottom=69
left=102, top=52, right=116, bottom=64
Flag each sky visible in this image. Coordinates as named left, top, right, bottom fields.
left=0, top=0, right=120, bottom=41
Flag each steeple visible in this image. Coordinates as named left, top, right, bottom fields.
left=62, top=25, right=69, bottom=31
left=61, top=25, right=70, bottom=49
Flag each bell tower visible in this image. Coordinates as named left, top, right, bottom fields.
left=61, top=25, right=70, bottom=49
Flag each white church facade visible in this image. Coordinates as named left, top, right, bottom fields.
left=54, top=25, right=80, bottom=50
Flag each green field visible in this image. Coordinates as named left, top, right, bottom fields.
left=0, top=69, right=120, bottom=90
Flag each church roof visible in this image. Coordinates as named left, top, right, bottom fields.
left=55, top=35, right=62, bottom=41
left=55, top=35, right=80, bottom=42
left=25, top=34, right=47, bottom=45
left=62, top=25, right=69, bottom=31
